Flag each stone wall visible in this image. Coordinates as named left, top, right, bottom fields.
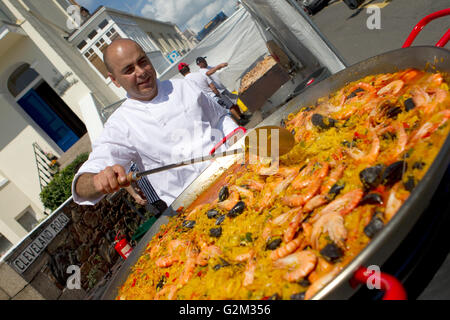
left=0, top=189, right=149, bottom=300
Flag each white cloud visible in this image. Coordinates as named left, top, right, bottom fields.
left=140, top=0, right=238, bottom=32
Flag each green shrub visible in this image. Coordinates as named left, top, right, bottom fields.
left=40, top=152, right=89, bottom=211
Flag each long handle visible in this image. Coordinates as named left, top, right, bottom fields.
left=350, top=266, right=407, bottom=300
left=402, top=8, right=450, bottom=48
left=209, top=126, right=247, bottom=155
left=127, top=148, right=244, bottom=182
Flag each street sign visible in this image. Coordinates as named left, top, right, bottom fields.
left=167, top=50, right=180, bottom=63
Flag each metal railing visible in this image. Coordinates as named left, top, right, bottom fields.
left=32, top=142, right=59, bottom=192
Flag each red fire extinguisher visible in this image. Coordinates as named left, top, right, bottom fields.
left=114, top=231, right=133, bottom=259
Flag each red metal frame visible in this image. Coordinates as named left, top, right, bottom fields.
left=209, top=126, right=247, bottom=155
left=350, top=266, right=407, bottom=300
left=402, top=8, right=450, bottom=48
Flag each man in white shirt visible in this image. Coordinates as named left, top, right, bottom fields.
left=196, top=57, right=238, bottom=103
left=178, top=62, right=249, bottom=126
left=72, top=39, right=238, bottom=206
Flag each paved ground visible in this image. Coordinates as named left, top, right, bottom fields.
left=311, top=0, right=450, bottom=65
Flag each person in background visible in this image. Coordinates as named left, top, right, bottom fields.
left=196, top=56, right=251, bottom=120
left=178, top=62, right=249, bottom=126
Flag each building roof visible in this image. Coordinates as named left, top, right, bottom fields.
left=67, top=5, right=178, bottom=42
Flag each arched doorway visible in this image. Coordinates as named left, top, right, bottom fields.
left=8, top=64, right=87, bottom=152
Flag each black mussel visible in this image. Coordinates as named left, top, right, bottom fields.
left=298, top=278, right=311, bottom=287
left=210, top=227, right=222, bottom=238
left=386, top=106, right=403, bottom=119
left=346, top=88, right=365, bottom=100
left=266, top=238, right=282, bottom=250
left=218, top=186, right=229, bottom=202
left=413, top=161, right=425, bottom=170
left=364, top=215, right=384, bottom=238
left=404, top=98, right=416, bottom=111
left=215, top=214, right=226, bottom=225
left=213, top=258, right=231, bottom=271
left=342, top=140, right=357, bottom=148
left=290, top=292, right=306, bottom=300
left=404, top=176, right=416, bottom=191
left=311, top=113, right=337, bottom=130
left=381, top=161, right=407, bottom=187
left=206, top=209, right=219, bottom=219
left=327, top=183, right=345, bottom=200
left=182, top=220, right=196, bottom=229
left=228, top=201, right=245, bottom=217
left=360, top=193, right=383, bottom=205
left=381, top=132, right=397, bottom=140
left=268, top=293, right=281, bottom=300
left=156, top=276, right=166, bottom=290
left=320, top=243, right=343, bottom=263
left=359, top=164, right=385, bottom=190
left=291, top=129, right=296, bottom=135
left=280, top=119, right=286, bottom=128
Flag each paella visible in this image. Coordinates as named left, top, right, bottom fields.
left=116, top=68, right=450, bottom=300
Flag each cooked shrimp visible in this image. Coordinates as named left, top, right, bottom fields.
left=243, top=179, right=264, bottom=191
left=320, top=163, right=345, bottom=195
left=284, top=251, right=318, bottom=282
left=272, top=208, right=300, bottom=226
left=291, top=161, right=315, bottom=190
left=155, top=255, right=178, bottom=268
left=243, top=255, right=257, bottom=287
left=305, top=265, right=342, bottom=300
left=230, top=185, right=254, bottom=205
left=185, top=203, right=208, bottom=219
left=384, top=182, right=403, bottom=221
left=304, top=194, right=328, bottom=213
left=196, top=245, right=222, bottom=266
left=377, top=80, right=404, bottom=97
left=179, top=246, right=198, bottom=285
left=258, top=171, right=298, bottom=211
left=346, top=129, right=380, bottom=164
left=407, top=109, right=450, bottom=147
left=234, top=250, right=254, bottom=262
left=217, top=191, right=240, bottom=211
left=154, top=284, right=177, bottom=300
left=283, top=209, right=304, bottom=242
left=411, top=86, right=431, bottom=107
left=149, top=243, right=161, bottom=259
left=314, top=189, right=364, bottom=221
left=270, top=236, right=303, bottom=260
left=311, top=212, right=347, bottom=249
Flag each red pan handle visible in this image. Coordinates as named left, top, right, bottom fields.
left=402, top=8, right=450, bottom=48
left=350, top=266, right=407, bottom=300
left=209, top=126, right=247, bottom=155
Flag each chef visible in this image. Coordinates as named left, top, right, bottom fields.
left=72, top=39, right=238, bottom=206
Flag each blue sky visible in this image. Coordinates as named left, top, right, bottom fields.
left=77, top=0, right=239, bottom=32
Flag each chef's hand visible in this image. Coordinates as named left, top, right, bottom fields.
left=93, top=164, right=130, bottom=194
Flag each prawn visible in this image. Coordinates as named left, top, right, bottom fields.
left=243, top=255, right=257, bottom=287
left=311, top=212, right=347, bottom=249
left=155, top=255, right=178, bottom=268
left=217, top=191, right=240, bottom=211
left=346, top=129, right=380, bottom=164
left=283, top=251, right=318, bottom=282
left=313, top=189, right=364, bottom=222
left=376, top=80, right=404, bottom=97
left=320, top=163, right=346, bottom=195
left=283, top=209, right=304, bottom=242
left=407, top=109, right=450, bottom=147
left=270, top=236, right=304, bottom=260
left=305, top=265, right=342, bottom=300
left=196, top=245, right=222, bottom=266
left=384, top=182, right=403, bottom=221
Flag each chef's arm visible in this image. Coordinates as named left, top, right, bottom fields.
left=75, top=165, right=130, bottom=200
left=209, top=83, right=221, bottom=96
left=205, top=63, right=228, bottom=76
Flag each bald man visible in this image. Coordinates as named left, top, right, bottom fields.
left=72, top=39, right=238, bottom=206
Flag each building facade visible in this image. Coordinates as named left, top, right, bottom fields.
left=0, top=0, right=192, bottom=256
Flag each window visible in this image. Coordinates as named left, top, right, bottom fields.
left=88, top=30, right=98, bottom=40
left=16, top=209, right=38, bottom=233
left=0, top=233, right=13, bottom=258
left=77, top=40, right=87, bottom=50
left=99, top=19, right=108, bottom=29
left=7, top=64, right=39, bottom=97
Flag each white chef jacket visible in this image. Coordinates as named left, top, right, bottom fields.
left=72, top=79, right=238, bottom=206
left=199, top=66, right=226, bottom=91
left=184, top=72, right=216, bottom=98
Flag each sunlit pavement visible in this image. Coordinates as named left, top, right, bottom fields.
left=311, top=0, right=450, bottom=65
